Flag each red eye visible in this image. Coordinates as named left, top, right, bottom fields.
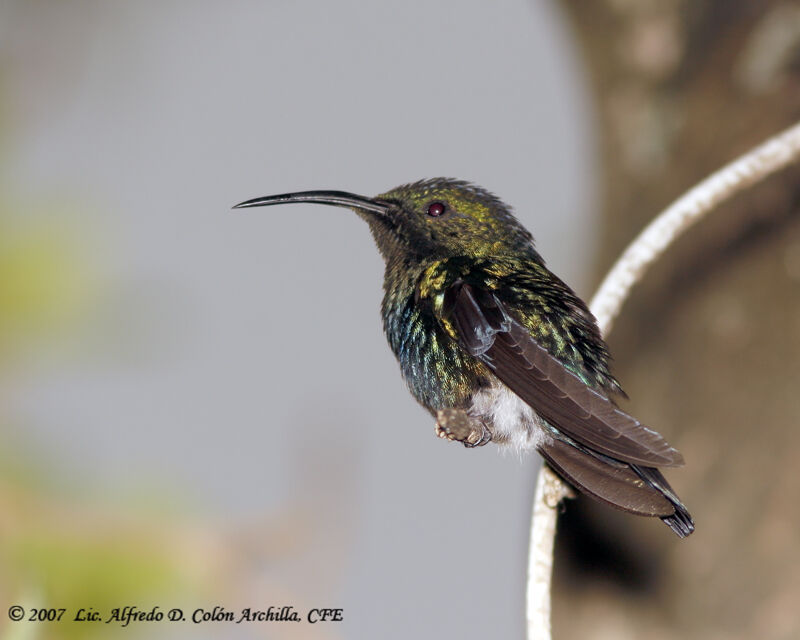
left=427, top=202, right=446, bottom=217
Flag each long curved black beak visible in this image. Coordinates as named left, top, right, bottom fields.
left=233, top=190, right=390, bottom=216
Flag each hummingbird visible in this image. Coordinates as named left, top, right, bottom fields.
left=234, top=178, right=694, bottom=537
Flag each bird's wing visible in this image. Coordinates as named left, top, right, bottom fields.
left=442, top=281, right=684, bottom=468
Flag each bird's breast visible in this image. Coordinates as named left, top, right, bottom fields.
left=382, top=291, right=485, bottom=412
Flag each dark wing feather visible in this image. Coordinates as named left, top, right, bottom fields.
left=445, top=282, right=684, bottom=468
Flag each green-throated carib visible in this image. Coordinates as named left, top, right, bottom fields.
left=234, top=178, right=694, bottom=537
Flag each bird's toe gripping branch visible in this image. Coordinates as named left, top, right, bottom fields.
left=435, top=409, right=493, bottom=448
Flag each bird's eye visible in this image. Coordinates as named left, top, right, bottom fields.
left=426, top=201, right=446, bottom=217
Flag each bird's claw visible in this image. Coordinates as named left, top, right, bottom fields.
left=435, top=409, right=492, bottom=448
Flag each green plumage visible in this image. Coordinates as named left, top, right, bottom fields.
left=381, top=255, right=621, bottom=413
left=367, top=179, right=621, bottom=412
left=234, top=177, right=694, bottom=537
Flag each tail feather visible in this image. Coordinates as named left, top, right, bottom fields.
left=631, top=465, right=695, bottom=538
left=661, top=506, right=695, bottom=538
left=539, top=436, right=694, bottom=538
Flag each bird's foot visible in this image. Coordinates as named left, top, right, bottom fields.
left=435, top=409, right=492, bottom=448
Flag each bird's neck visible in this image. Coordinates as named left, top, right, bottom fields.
left=382, top=256, right=428, bottom=307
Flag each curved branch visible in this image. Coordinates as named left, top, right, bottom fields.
left=525, top=465, right=573, bottom=638
left=525, top=120, right=800, bottom=640
left=591, top=120, right=800, bottom=335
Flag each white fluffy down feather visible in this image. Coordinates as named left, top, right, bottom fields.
left=468, top=384, right=550, bottom=454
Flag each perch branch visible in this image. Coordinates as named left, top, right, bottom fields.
left=525, top=120, right=800, bottom=640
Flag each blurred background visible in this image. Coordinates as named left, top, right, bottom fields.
left=1, top=1, right=799, bottom=639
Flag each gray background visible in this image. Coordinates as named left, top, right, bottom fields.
left=4, top=1, right=594, bottom=638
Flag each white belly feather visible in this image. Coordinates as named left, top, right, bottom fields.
left=469, top=384, right=550, bottom=454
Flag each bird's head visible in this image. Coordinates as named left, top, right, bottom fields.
left=234, top=177, right=536, bottom=265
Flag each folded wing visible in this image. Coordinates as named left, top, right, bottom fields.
left=444, top=281, right=684, bottom=468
